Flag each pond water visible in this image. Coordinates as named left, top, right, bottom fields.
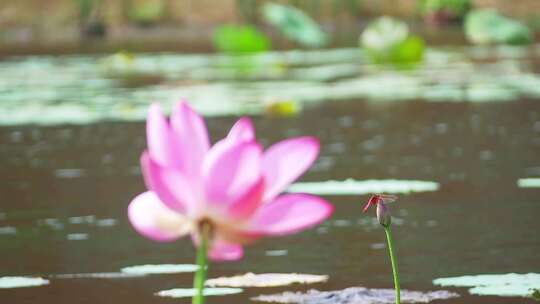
left=0, top=47, right=539, bottom=303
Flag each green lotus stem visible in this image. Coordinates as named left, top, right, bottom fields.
left=384, top=226, right=401, bottom=304
left=193, top=223, right=210, bottom=304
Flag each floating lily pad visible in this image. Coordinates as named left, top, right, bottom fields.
left=155, top=287, right=242, bottom=298
left=99, top=52, right=136, bottom=76
left=252, top=287, right=459, bottom=303
left=0, top=47, right=539, bottom=126
left=206, top=273, right=328, bottom=288
left=55, top=168, right=86, bottom=179
left=288, top=179, right=439, bottom=195
left=67, top=233, right=89, bottom=241
left=38, top=218, right=64, bottom=230
left=0, top=276, right=50, bottom=289
left=68, top=215, right=95, bottom=224
left=95, top=218, right=117, bottom=227
left=53, top=272, right=145, bottom=279
left=265, top=250, right=288, bottom=257
left=433, top=273, right=540, bottom=297
left=517, top=178, right=540, bottom=188
left=0, top=226, right=17, bottom=235
left=120, top=264, right=198, bottom=275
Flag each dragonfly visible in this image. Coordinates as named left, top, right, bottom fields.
left=362, top=194, right=398, bottom=213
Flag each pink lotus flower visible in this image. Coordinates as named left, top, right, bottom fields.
left=128, top=101, right=333, bottom=261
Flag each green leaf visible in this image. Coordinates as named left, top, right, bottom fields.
left=465, top=9, right=532, bottom=45
left=262, top=2, right=327, bottom=48
left=393, top=35, right=425, bottom=67
left=212, top=25, right=271, bottom=55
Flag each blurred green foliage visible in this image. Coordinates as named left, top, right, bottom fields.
left=128, top=1, right=165, bottom=25
left=526, top=15, right=540, bottom=32
left=391, top=36, right=425, bottom=65
left=360, top=16, right=425, bottom=67
left=465, top=9, right=532, bottom=45
left=213, top=25, right=271, bottom=54
left=76, top=0, right=94, bottom=21
left=532, top=288, right=540, bottom=301
left=331, top=0, right=362, bottom=17
left=238, top=0, right=259, bottom=24
left=75, top=0, right=106, bottom=36
left=262, top=2, right=328, bottom=48
left=418, top=0, right=471, bottom=17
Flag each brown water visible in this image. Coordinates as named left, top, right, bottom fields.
left=0, top=99, right=539, bottom=303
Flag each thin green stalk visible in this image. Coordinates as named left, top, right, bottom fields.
left=193, top=223, right=210, bottom=304
left=384, top=226, right=401, bottom=304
